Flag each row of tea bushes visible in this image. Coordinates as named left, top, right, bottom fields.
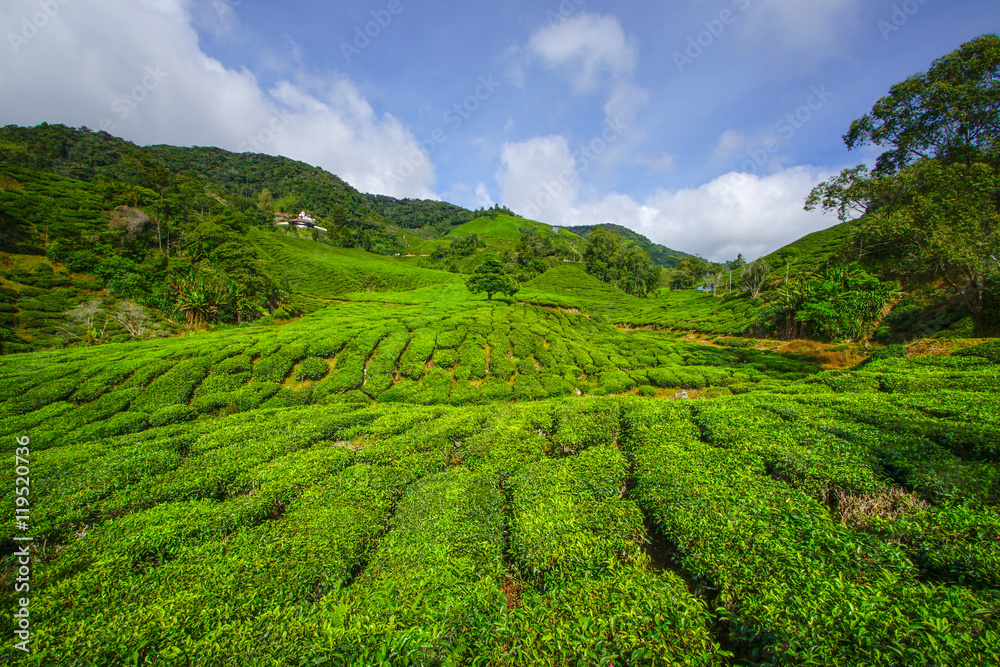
left=623, top=400, right=999, bottom=666
left=0, top=299, right=823, bottom=432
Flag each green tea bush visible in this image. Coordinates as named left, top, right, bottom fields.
left=493, top=567, right=725, bottom=666
left=132, top=357, right=214, bottom=412
left=955, top=339, right=1000, bottom=364
left=364, top=329, right=409, bottom=396
left=622, top=401, right=998, bottom=666
left=295, top=355, right=329, bottom=381
left=149, top=404, right=197, bottom=427
left=213, top=353, right=252, bottom=374
left=252, top=350, right=296, bottom=384
left=190, top=391, right=233, bottom=414
left=864, top=343, right=908, bottom=364
left=509, top=445, right=641, bottom=587
left=65, top=389, right=140, bottom=431
left=4, top=378, right=77, bottom=414
left=341, top=469, right=506, bottom=663
left=192, top=371, right=249, bottom=398
left=83, top=410, right=150, bottom=439
left=261, top=387, right=313, bottom=408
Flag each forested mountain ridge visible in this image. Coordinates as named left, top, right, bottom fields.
left=0, top=123, right=448, bottom=236
left=564, top=222, right=696, bottom=268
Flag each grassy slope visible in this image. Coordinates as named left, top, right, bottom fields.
left=519, top=265, right=759, bottom=334
left=0, top=334, right=997, bottom=665
left=251, top=229, right=463, bottom=304
left=762, top=217, right=861, bottom=277
left=399, top=214, right=585, bottom=259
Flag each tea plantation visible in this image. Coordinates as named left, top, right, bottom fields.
left=1, top=283, right=998, bottom=665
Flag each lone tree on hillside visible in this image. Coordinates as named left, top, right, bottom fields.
left=740, top=259, right=771, bottom=298
left=466, top=255, right=519, bottom=300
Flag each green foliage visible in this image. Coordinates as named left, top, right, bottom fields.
left=844, top=34, right=1000, bottom=175
left=0, top=346, right=998, bottom=664
left=740, top=258, right=770, bottom=298
left=465, top=254, right=519, bottom=300
left=566, top=222, right=695, bottom=268
left=865, top=344, right=908, bottom=365
left=295, top=355, right=330, bottom=381
left=854, top=159, right=1000, bottom=331
left=807, top=36, right=1000, bottom=334
left=955, top=339, right=1000, bottom=364
left=148, top=403, right=196, bottom=427
left=583, top=226, right=661, bottom=296
left=767, top=264, right=896, bottom=341
left=3, top=115, right=1000, bottom=667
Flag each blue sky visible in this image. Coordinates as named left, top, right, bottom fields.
left=2, top=0, right=998, bottom=260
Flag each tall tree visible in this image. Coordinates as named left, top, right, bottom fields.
left=855, top=159, right=999, bottom=329
left=807, top=35, right=1000, bottom=332
left=583, top=227, right=623, bottom=283
left=465, top=254, right=519, bottom=301
left=740, top=259, right=771, bottom=299
left=844, top=34, right=1000, bottom=175
left=583, top=226, right=660, bottom=296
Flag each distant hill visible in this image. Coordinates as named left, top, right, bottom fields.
left=364, top=195, right=479, bottom=231
left=0, top=123, right=478, bottom=245
left=563, top=223, right=696, bottom=268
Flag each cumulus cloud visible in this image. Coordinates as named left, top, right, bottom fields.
left=474, top=183, right=495, bottom=209
left=635, top=168, right=840, bottom=261
left=497, top=133, right=837, bottom=261
left=518, top=12, right=648, bottom=126
left=528, top=13, right=638, bottom=92
left=0, top=0, right=435, bottom=198
left=497, top=135, right=579, bottom=220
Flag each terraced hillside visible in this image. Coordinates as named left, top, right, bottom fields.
left=1, top=285, right=998, bottom=665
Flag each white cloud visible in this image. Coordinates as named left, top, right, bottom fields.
left=741, top=0, right=861, bottom=67
left=603, top=81, right=649, bottom=127
left=474, top=183, right=495, bottom=209
left=634, top=152, right=677, bottom=174
left=636, top=168, right=840, bottom=262
left=520, top=12, right=648, bottom=126
left=528, top=13, right=638, bottom=92
left=497, top=134, right=838, bottom=261
left=497, top=135, right=580, bottom=220
left=0, top=0, right=435, bottom=198
left=711, top=130, right=749, bottom=166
